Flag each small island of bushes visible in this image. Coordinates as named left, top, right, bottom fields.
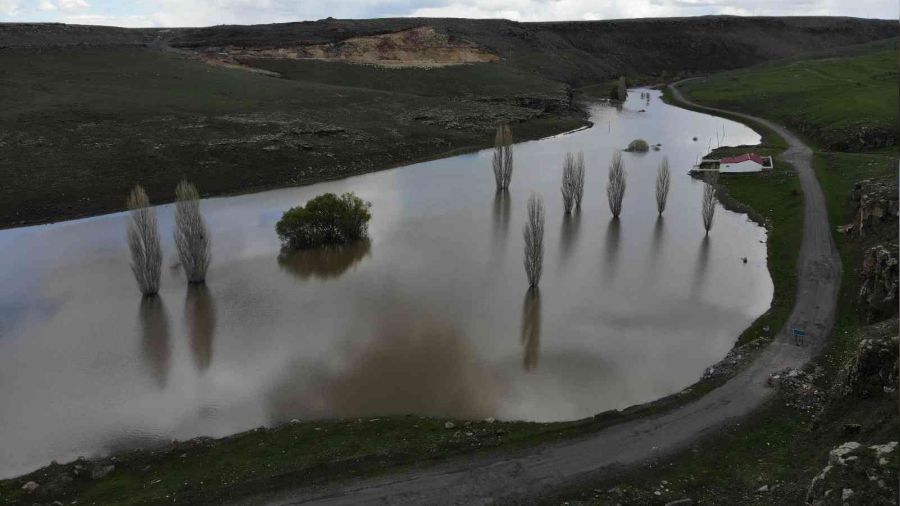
left=276, top=192, right=372, bottom=250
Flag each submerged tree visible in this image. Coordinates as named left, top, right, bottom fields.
left=655, top=157, right=671, bottom=215
left=572, top=152, right=585, bottom=208
left=561, top=152, right=586, bottom=213
left=492, top=125, right=514, bottom=190
left=126, top=185, right=163, bottom=296
left=606, top=152, right=627, bottom=218
left=560, top=154, right=575, bottom=214
left=701, top=176, right=718, bottom=234
left=523, top=193, right=545, bottom=288
left=174, top=180, right=211, bottom=283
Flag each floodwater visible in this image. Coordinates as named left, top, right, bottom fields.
left=0, top=89, right=771, bottom=478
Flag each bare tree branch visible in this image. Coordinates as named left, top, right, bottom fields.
left=606, top=152, right=627, bottom=218
left=492, top=125, right=514, bottom=190
left=174, top=180, right=212, bottom=283
left=656, top=156, right=671, bottom=215
left=126, top=185, right=163, bottom=296
left=702, top=174, right=718, bottom=234
left=523, top=193, right=545, bottom=288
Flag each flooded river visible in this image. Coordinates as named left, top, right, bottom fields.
left=0, top=89, right=771, bottom=478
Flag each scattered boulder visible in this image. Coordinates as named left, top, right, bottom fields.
left=806, top=441, right=898, bottom=505
left=702, top=337, right=769, bottom=380
left=444, top=421, right=455, bottom=429
left=21, top=481, right=39, bottom=493
left=768, top=367, right=826, bottom=415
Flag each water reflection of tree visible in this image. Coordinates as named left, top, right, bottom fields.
left=266, top=313, right=501, bottom=422
left=185, top=284, right=216, bottom=372
left=646, top=215, right=665, bottom=285
left=139, top=296, right=170, bottom=388
left=558, top=212, right=581, bottom=265
left=520, top=288, right=542, bottom=372
left=603, top=218, right=621, bottom=284
left=277, top=239, right=371, bottom=281
left=491, top=189, right=511, bottom=250
left=690, top=236, right=711, bottom=300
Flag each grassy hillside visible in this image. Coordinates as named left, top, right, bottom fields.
left=681, top=41, right=899, bottom=151
left=0, top=16, right=895, bottom=227
left=0, top=46, right=578, bottom=228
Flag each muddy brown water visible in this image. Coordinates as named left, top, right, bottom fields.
left=0, top=89, right=770, bottom=478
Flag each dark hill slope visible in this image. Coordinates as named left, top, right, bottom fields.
left=1, top=17, right=896, bottom=85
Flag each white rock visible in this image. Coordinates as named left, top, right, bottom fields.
left=841, top=488, right=853, bottom=501
left=21, top=481, right=39, bottom=493
left=869, top=441, right=898, bottom=456
left=484, top=417, right=496, bottom=423
left=757, top=485, right=768, bottom=493
left=444, top=421, right=455, bottom=429
left=829, top=442, right=861, bottom=465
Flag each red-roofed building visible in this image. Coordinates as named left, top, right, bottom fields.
left=717, top=152, right=772, bottom=173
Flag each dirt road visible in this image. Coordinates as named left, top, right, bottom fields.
left=234, top=82, right=842, bottom=506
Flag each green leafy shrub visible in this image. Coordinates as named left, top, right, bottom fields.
left=276, top=192, right=371, bottom=250
left=626, top=139, right=650, bottom=152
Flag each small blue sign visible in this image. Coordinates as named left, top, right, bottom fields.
left=792, top=328, right=806, bottom=337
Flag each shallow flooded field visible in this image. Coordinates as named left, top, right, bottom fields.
left=0, top=89, right=771, bottom=478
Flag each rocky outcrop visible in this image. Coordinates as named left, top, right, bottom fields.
left=839, top=178, right=899, bottom=237
left=845, top=324, right=899, bottom=398
left=806, top=441, right=898, bottom=505
left=858, top=242, right=899, bottom=321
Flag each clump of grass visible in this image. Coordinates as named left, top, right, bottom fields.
left=126, top=185, right=163, bottom=296
left=606, top=152, right=627, bottom=218
left=174, top=180, right=211, bottom=283
left=492, top=125, right=514, bottom=190
left=523, top=193, right=545, bottom=287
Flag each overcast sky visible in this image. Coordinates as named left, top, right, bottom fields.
left=1, top=0, right=896, bottom=27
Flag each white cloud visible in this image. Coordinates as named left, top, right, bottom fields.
left=1, top=0, right=897, bottom=26
left=58, top=0, right=89, bottom=11
left=0, top=0, right=21, bottom=17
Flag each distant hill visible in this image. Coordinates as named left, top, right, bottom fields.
left=1, top=16, right=896, bottom=84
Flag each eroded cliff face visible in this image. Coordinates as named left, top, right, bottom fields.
left=839, top=178, right=899, bottom=237
left=199, top=27, right=498, bottom=69
left=859, top=243, right=899, bottom=322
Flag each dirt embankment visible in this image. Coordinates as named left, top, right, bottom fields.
left=202, top=26, right=498, bottom=69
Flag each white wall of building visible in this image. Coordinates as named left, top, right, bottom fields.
left=721, top=160, right=763, bottom=173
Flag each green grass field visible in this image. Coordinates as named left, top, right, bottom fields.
left=682, top=42, right=898, bottom=152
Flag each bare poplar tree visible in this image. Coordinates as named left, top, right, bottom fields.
left=701, top=177, right=717, bottom=234
left=606, top=152, right=626, bottom=218
left=573, top=152, right=585, bottom=208
left=492, top=125, right=514, bottom=190
left=126, top=185, right=163, bottom=296
left=655, top=156, right=671, bottom=215
left=174, top=180, right=211, bottom=283
left=562, top=152, right=586, bottom=213
left=561, top=153, right=577, bottom=214
left=523, top=193, right=545, bottom=288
